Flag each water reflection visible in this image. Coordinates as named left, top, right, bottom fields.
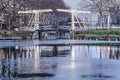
left=71, top=45, right=120, bottom=60
left=0, top=45, right=120, bottom=79
left=0, top=45, right=70, bottom=79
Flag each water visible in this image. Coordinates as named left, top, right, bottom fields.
left=0, top=40, right=120, bottom=80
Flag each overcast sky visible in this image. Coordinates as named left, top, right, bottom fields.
left=63, top=0, right=81, bottom=9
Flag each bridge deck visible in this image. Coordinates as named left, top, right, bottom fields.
left=0, top=40, right=120, bottom=48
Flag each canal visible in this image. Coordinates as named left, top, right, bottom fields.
left=0, top=40, right=120, bottom=80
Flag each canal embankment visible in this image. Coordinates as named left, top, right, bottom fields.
left=0, top=30, right=22, bottom=40
left=75, top=29, right=120, bottom=41
left=1, top=29, right=120, bottom=41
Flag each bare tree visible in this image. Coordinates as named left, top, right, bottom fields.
left=79, top=0, right=113, bottom=28
left=0, top=0, right=28, bottom=29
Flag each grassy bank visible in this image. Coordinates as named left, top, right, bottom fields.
left=75, top=29, right=120, bottom=40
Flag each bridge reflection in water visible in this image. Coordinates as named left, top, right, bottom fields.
left=0, top=45, right=120, bottom=79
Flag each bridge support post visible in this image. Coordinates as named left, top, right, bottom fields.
left=53, top=45, right=58, bottom=56
left=38, top=30, right=42, bottom=40
left=72, top=30, right=75, bottom=39
left=34, top=13, right=39, bottom=30
left=71, top=12, right=75, bottom=39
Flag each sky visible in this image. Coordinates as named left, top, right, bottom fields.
left=63, top=0, right=81, bottom=9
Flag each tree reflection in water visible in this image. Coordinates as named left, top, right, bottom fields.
left=0, top=45, right=120, bottom=79
left=0, top=45, right=70, bottom=79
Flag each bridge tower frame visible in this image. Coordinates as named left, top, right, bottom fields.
left=18, top=9, right=53, bottom=31
left=57, top=9, right=90, bottom=39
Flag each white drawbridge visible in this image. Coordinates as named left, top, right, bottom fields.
left=18, top=9, right=90, bottom=32
left=18, top=9, right=53, bottom=31
left=57, top=9, right=90, bottom=31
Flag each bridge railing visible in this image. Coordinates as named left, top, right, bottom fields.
left=18, top=25, right=120, bottom=32
left=19, top=27, right=36, bottom=32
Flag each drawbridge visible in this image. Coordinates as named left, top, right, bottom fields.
left=18, top=9, right=90, bottom=39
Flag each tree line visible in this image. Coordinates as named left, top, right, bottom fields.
left=0, top=0, right=70, bottom=30
left=79, top=0, right=120, bottom=27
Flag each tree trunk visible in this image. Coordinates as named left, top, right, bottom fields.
left=100, top=13, right=103, bottom=29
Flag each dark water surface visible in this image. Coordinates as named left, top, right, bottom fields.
left=0, top=40, right=120, bottom=80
